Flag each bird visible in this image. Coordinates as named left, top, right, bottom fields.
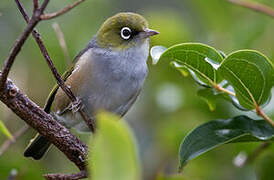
left=24, top=12, right=159, bottom=160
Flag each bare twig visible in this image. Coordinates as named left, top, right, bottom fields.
left=41, top=0, right=85, bottom=20
left=0, top=0, right=48, bottom=91
left=244, top=142, right=271, bottom=165
left=227, top=0, right=274, bottom=18
left=15, top=0, right=95, bottom=132
left=52, top=22, right=71, bottom=67
left=39, top=0, right=50, bottom=12
left=15, top=0, right=30, bottom=22
left=0, top=124, right=29, bottom=156
left=44, top=170, right=88, bottom=180
left=0, top=0, right=49, bottom=91
left=0, top=74, right=88, bottom=170
left=33, top=0, right=39, bottom=12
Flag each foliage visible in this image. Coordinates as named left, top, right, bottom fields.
left=161, top=43, right=224, bottom=86
left=157, top=42, right=274, bottom=170
left=219, top=50, right=274, bottom=110
left=89, top=112, right=141, bottom=180
left=179, top=116, right=274, bottom=170
left=0, top=121, right=13, bottom=140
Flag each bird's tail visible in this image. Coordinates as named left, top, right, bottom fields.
left=24, top=134, right=51, bottom=160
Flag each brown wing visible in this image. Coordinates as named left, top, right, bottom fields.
left=43, top=45, right=91, bottom=113
left=43, top=65, right=74, bottom=113
left=52, top=66, right=86, bottom=114
left=52, top=48, right=95, bottom=114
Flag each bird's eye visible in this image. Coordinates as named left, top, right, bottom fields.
left=120, top=27, right=132, bottom=40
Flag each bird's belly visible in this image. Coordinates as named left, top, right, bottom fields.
left=86, top=69, right=146, bottom=114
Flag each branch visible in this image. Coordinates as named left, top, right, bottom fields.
left=33, top=0, right=39, bottom=12
left=0, top=124, right=29, bottom=156
left=52, top=22, right=71, bottom=67
left=44, top=170, right=88, bottom=180
left=0, top=73, right=87, bottom=170
left=244, top=142, right=271, bottom=165
left=0, top=0, right=48, bottom=91
left=0, top=0, right=92, bottom=178
left=41, top=0, right=85, bottom=20
left=227, top=0, right=274, bottom=18
left=15, top=0, right=96, bottom=133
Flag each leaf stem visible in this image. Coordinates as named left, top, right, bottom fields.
left=213, top=83, right=236, bottom=96
left=256, top=105, right=274, bottom=126
left=243, top=142, right=271, bottom=166
left=213, top=83, right=274, bottom=126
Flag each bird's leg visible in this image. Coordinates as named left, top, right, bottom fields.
left=70, top=97, right=84, bottom=113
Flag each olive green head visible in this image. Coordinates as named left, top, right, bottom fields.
left=97, top=12, right=158, bottom=50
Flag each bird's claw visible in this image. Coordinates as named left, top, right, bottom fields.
left=70, top=98, right=84, bottom=113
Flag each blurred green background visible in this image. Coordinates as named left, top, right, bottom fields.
left=1, top=0, right=274, bottom=179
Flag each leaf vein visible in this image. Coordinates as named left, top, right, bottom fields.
left=223, top=66, right=256, bottom=106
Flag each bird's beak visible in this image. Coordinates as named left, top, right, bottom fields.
left=142, top=28, right=159, bottom=38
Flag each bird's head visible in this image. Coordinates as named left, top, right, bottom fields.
left=96, top=12, right=159, bottom=50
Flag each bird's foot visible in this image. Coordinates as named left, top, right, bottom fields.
left=70, top=98, right=84, bottom=113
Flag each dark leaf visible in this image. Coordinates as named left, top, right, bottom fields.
left=179, top=116, right=274, bottom=171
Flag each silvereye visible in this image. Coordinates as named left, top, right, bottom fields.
left=24, top=12, right=159, bottom=159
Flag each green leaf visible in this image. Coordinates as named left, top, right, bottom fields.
left=179, top=116, right=274, bottom=171
left=89, top=112, right=140, bottom=180
left=0, top=121, right=13, bottom=140
left=197, top=88, right=231, bottom=111
left=170, top=61, right=189, bottom=77
left=197, top=88, right=217, bottom=111
left=160, top=43, right=224, bottom=86
left=218, top=50, right=274, bottom=110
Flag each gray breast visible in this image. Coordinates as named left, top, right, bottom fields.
left=82, top=40, right=149, bottom=115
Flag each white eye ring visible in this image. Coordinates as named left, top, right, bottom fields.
left=120, top=27, right=132, bottom=40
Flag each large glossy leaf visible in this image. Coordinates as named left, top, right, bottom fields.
left=0, top=120, right=13, bottom=140
left=179, top=116, right=274, bottom=171
left=89, top=112, right=140, bottom=180
left=218, top=50, right=274, bottom=110
left=159, top=43, right=224, bottom=86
